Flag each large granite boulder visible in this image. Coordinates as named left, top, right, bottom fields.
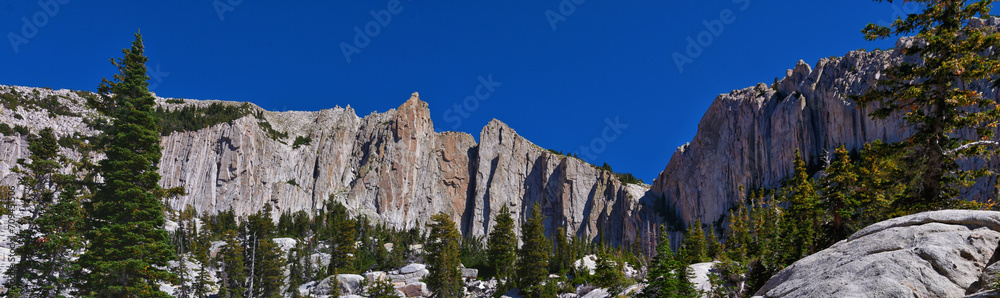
left=754, top=210, right=1000, bottom=297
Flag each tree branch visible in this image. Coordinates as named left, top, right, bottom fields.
left=946, top=140, right=1000, bottom=155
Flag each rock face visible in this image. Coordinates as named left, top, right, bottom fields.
left=754, top=210, right=1000, bottom=297
left=0, top=88, right=656, bottom=250
left=650, top=31, right=1000, bottom=226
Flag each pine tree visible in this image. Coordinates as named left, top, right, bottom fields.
left=487, top=204, right=517, bottom=285
left=190, top=218, right=216, bottom=297
left=821, top=145, right=859, bottom=241
left=4, top=128, right=84, bottom=297
left=77, top=32, right=177, bottom=297
left=778, top=150, right=821, bottom=265
left=594, top=252, right=626, bottom=293
left=243, top=204, right=286, bottom=298
left=679, top=220, right=707, bottom=265
left=673, top=253, right=699, bottom=298
left=646, top=225, right=678, bottom=298
left=550, top=226, right=572, bottom=276
left=855, top=0, right=1000, bottom=210
left=325, top=200, right=356, bottom=274
left=705, top=227, right=721, bottom=261
left=425, top=212, right=463, bottom=297
left=517, top=203, right=551, bottom=297
left=218, top=229, right=247, bottom=298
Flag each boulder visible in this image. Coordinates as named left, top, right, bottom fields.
left=581, top=288, right=609, bottom=298
left=400, top=263, right=426, bottom=274
left=690, top=261, right=718, bottom=294
left=401, top=281, right=430, bottom=297
left=573, top=255, right=598, bottom=275
left=462, top=267, right=478, bottom=280
left=755, top=210, right=1000, bottom=297
left=311, top=274, right=365, bottom=296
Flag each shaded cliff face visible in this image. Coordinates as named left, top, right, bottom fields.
left=0, top=89, right=652, bottom=245
left=650, top=36, right=1000, bottom=226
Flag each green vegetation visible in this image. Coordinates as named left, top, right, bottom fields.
left=154, top=102, right=252, bottom=136
left=292, top=135, right=312, bottom=149
left=425, top=212, right=463, bottom=297
left=517, top=203, right=551, bottom=297
left=599, top=162, right=645, bottom=185
left=3, top=128, right=85, bottom=297
left=0, top=89, right=79, bottom=117
left=77, top=32, right=177, bottom=297
left=488, top=204, right=517, bottom=291
left=854, top=0, right=1000, bottom=211
left=164, top=98, right=185, bottom=104
left=257, top=116, right=288, bottom=141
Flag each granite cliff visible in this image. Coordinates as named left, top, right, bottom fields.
left=651, top=30, right=1000, bottom=227
left=0, top=88, right=658, bottom=247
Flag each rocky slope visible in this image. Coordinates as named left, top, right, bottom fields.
left=0, top=87, right=657, bottom=247
left=754, top=210, right=1000, bottom=297
left=651, top=26, right=1000, bottom=227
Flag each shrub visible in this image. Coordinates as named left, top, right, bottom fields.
left=292, top=136, right=312, bottom=149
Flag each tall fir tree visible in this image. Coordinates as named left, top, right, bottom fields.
left=77, top=32, right=177, bottom=297
left=821, top=145, right=859, bottom=242
left=679, top=220, right=708, bottom=265
left=778, top=150, right=821, bottom=265
left=487, top=204, right=517, bottom=286
left=854, top=0, right=1000, bottom=211
left=550, top=226, right=572, bottom=276
left=325, top=200, right=356, bottom=274
left=243, top=204, right=286, bottom=298
left=517, top=203, right=551, bottom=297
left=646, top=225, right=679, bottom=297
left=4, top=128, right=84, bottom=297
left=425, top=212, right=463, bottom=297
left=218, top=229, right=247, bottom=298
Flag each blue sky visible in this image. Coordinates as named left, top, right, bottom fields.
left=1, top=1, right=907, bottom=182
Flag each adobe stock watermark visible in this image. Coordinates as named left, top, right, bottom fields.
left=7, top=0, right=70, bottom=54
left=876, top=2, right=920, bottom=28
left=545, top=0, right=587, bottom=31
left=574, top=116, right=628, bottom=161
left=340, top=0, right=411, bottom=64
left=213, top=0, right=244, bottom=21
left=443, top=74, right=501, bottom=130
left=672, top=0, right=750, bottom=73
left=148, top=64, right=169, bottom=91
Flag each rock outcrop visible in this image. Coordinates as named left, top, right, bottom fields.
left=754, top=210, right=1000, bottom=297
left=0, top=87, right=656, bottom=247
left=651, top=32, right=1000, bottom=226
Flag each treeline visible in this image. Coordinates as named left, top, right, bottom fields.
left=155, top=102, right=253, bottom=136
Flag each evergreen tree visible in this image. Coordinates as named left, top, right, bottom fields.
left=821, top=145, right=859, bottom=242
left=488, top=204, right=517, bottom=286
left=4, top=128, right=84, bottom=297
left=77, top=32, right=177, bottom=297
left=778, top=150, right=821, bottom=264
left=705, top=227, right=722, bottom=261
left=679, top=220, right=707, bottom=265
left=594, top=252, right=627, bottom=293
left=517, top=203, right=551, bottom=297
left=218, top=229, right=247, bottom=298
left=363, top=276, right=399, bottom=298
left=646, top=225, right=678, bottom=297
left=673, top=252, right=699, bottom=298
left=325, top=200, right=356, bottom=274
left=190, top=219, right=216, bottom=297
left=243, top=204, right=286, bottom=298
left=855, top=0, right=1000, bottom=211
left=550, top=226, right=572, bottom=276
left=425, top=212, right=463, bottom=297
